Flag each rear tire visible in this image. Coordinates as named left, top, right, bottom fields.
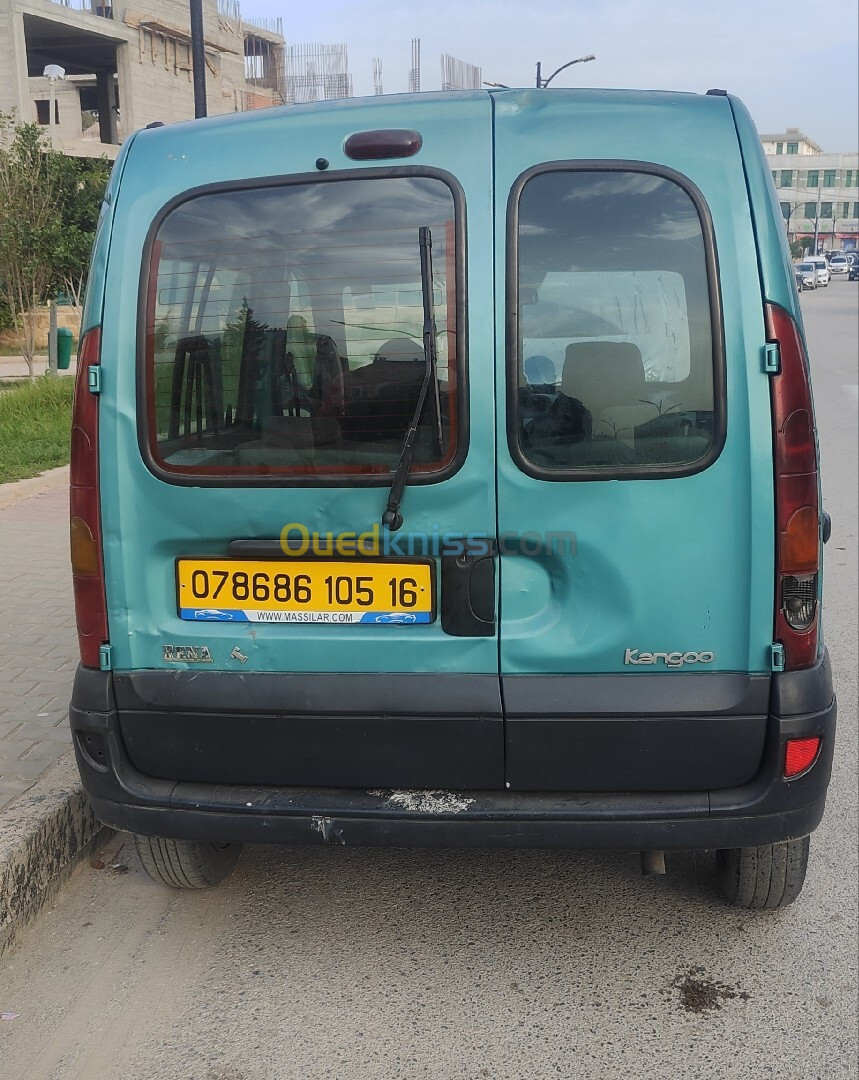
left=133, top=834, right=243, bottom=888
left=715, top=837, right=810, bottom=909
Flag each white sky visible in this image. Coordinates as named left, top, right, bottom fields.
left=243, top=0, right=858, bottom=151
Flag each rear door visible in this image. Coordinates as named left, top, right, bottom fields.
left=99, top=94, right=503, bottom=789
left=492, top=91, right=776, bottom=791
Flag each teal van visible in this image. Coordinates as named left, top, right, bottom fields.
left=69, top=88, right=836, bottom=906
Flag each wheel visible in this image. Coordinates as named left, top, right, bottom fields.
left=133, top=833, right=243, bottom=888
left=715, top=837, right=809, bottom=909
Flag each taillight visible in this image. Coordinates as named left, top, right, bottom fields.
left=70, top=327, right=107, bottom=668
left=766, top=304, right=819, bottom=670
left=784, top=736, right=821, bottom=778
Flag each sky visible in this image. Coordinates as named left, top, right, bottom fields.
left=244, top=0, right=859, bottom=152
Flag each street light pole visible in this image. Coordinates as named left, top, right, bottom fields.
left=43, top=64, right=65, bottom=375
left=189, top=0, right=207, bottom=118
left=42, top=64, right=65, bottom=147
left=536, top=54, right=596, bottom=88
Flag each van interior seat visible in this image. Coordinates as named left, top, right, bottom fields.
left=561, top=340, right=654, bottom=443
left=343, top=337, right=429, bottom=443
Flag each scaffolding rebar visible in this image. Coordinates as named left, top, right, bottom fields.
left=440, top=53, right=482, bottom=91
left=283, top=43, right=352, bottom=104
left=408, top=38, right=421, bottom=93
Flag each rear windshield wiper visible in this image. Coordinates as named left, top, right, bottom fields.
left=381, top=225, right=441, bottom=531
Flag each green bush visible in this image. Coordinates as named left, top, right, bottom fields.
left=0, top=374, right=74, bottom=483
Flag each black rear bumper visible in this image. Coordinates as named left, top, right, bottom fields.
left=69, top=654, right=836, bottom=851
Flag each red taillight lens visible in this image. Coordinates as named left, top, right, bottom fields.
left=784, top=736, right=821, bottom=778
left=70, top=327, right=107, bottom=668
left=766, top=304, right=820, bottom=670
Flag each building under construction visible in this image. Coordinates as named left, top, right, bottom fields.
left=0, top=3, right=484, bottom=161
left=282, top=42, right=352, bottom=104
left=0, top=0, right=285, bottom=159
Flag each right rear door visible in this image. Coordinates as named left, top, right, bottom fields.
left=491, top=90, right=777, bottom=792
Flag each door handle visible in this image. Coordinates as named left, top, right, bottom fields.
left=441, top=542, right=496, bottom=637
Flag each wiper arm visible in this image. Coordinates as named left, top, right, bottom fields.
left=382, top=225, right=440, bottom=531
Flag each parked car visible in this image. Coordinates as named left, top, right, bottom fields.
left=69, top=87, right=836, bottom=908
left=828, top=255, right=849, bottom=275
left=810, top=257, right=830, bottom=286
left=796, top=262, right=817, bottom=290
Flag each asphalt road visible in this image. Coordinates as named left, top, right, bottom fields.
left=1, top=281, right=856, bottom=1080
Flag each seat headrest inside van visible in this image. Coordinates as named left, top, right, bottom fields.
left=374, top=338, right=424, bottom=363
left=561, top=341, right=646, bottom=415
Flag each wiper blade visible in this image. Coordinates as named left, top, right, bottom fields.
left=382, top=225, right=440, bottom=531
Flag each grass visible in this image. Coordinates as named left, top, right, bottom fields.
left=0, top=375, right=75, bottom=483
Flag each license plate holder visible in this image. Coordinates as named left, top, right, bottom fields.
left=176, top=557, right=435, bottom=625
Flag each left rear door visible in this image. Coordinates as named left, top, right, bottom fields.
left=99, top=94, right=503, bottom=790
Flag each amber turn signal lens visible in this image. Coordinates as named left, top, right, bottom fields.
left=780, top=505, right=819, bottom=574
left=70, top=515, right=99, bottom=576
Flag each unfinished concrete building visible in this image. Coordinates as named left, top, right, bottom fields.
left=0, top=0, right=285, bottom=159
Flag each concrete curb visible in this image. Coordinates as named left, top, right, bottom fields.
left=0, top=465, right=69, bottom=510
left=0, top=753, right=111, bottom=956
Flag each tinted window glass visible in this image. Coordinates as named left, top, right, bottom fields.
left=145, top=176, right=458, bottom=478
left=514, top=170, right=716, bottom=473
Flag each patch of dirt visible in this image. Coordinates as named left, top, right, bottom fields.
left=671, top=966, right=751, bottom=1014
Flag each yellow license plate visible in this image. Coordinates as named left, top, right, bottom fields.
left=177, top=559, right=434, bottom=625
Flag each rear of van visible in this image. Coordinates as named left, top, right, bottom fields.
left=69, top=89, right=835, bottom=905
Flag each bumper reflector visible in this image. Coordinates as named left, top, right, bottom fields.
left=784, top=736, right=821, bottom=778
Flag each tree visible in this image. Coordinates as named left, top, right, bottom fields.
left=51, top=152, right=111, bottom=307
left=0, top=114, right=62, bottom=378
left=0, top=113, right=110, bottom=377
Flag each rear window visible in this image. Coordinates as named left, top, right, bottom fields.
left=510, top=167, right=722, bottom=478
left=143, top=175, right=460, bottom=481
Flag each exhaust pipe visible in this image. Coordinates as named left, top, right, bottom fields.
left=640, top=850, right=666, bottom=876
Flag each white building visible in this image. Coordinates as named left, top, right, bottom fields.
left=760, top=127, right=822, bottom=157
left=762, top=129, right=859, bottom=253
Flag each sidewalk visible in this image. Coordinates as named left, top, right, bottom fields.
left=0, top=477, right=78, bottom=809
left=0, top=354, right=78, bottom=380
left=0, top=471, right=106, bottom=952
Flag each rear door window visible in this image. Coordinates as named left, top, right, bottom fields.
left=142, top=174, right=460, bottom=481
left=510, top=167, right=723, bottom=477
